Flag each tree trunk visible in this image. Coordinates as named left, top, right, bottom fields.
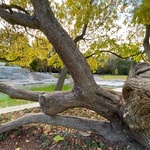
left=122, top=62, right=150, bottom=148
left=0, top=1, right=149, bottom=149
left=143, top=25, right=150, bottom=61
left=55, top=66, right=68, bottom=91
left=54, top=22, right=88, bottom=91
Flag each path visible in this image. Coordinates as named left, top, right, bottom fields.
left=0, top=102, right=40, bottom=114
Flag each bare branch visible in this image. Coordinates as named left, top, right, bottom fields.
left=39, top=91, right=84, bottom=115
left=0, top=6, right=39, bottom=29
left=0, top=82, right=121, bottom=122
left=38, top=89, right=122, bottom=122
left=0, top=113, right=128, bottom=143
left=128, top=25, right=143, bottom=41
left=24, top=27, right=39, bottom=39
left=85, top=50, right=142, bottom=60
left=100, top=50, right=142, bottom=59
left=74, top=24, right=88, bottom=44
left=1, top=4, right=30, bottom=15
left=0, top=83, right=39, bottom=102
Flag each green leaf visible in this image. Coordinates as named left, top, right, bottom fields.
left=53, top=135, right=64, bottom=142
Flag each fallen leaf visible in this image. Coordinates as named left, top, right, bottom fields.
left=80, top=132, right=91, bottom=137
left=53, top=135, right=64, bottom=142
left=10, top=134, right=16, bottom=139
left=26, top=140, right=30, bottom=143
left=97, top=148, right=102, bottom=150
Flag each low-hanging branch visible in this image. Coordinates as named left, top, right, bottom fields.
left=0, top=82, right=121, bottom=121
left=0, top=83, right=39, bottom=102
left=0, top=113, right=129, bottom=143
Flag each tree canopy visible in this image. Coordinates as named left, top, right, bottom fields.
left=0, top=0, right=148, bottom=70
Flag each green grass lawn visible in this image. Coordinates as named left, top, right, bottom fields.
left=25, top=83, right=73, bottom=92
left=0, top=93, right=32, bottom=108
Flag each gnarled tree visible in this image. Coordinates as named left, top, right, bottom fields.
left=0, top=0, right=149, bottom=149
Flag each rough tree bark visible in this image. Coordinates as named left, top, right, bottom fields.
left=0, top=0, right=149, bottom=149
left=55, top=24, right=88, bottom=91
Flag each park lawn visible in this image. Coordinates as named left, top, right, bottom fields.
left=26, top=83, right=73, bottom=92
left=99, top=75, right=127, bottom=80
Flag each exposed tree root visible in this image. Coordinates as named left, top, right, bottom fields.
left=1, top=113, right=112, bottom=139
left=0, top=113, right=145, bottom=149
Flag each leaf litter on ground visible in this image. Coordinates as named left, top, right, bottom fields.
left=0, top=107, right=126, bottom=150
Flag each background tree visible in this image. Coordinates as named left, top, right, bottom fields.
left=0, top=0, right=149, bottom=149
left=0, top=28, right=31, bottom=65
left=0, top=27, right=60, bottom=71
left=98, top=55, right=133, bottom=75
